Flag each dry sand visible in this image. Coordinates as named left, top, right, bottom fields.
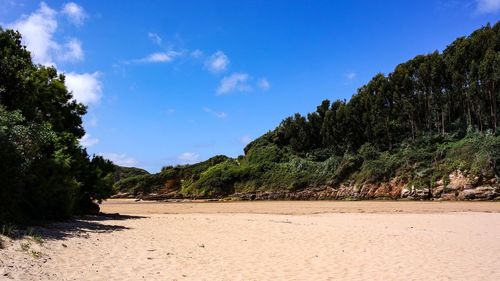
left=1, top=200, right=500, bottom=281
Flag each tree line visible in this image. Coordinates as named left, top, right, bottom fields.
left=274, top=22, right=500, bottom=155
left=114, top=22, right=500, bottom=200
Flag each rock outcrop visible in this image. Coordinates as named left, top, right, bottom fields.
left=112, top=170, right=499, bottom=201
left=227, top=170, right=499, bottom=201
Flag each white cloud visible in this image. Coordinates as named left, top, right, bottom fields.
left=205, top=51, right=229, bottom=73
left=99, top=153, right=137, bottom=167
left=80, top=134, right=99, bottom=147
left=62, top=2, right=87, bottom=26
left=65, top=72, right=102, bottom=105
left=191, top=49, right=203, bottom=58
left=346, top=72, right=356, bottom=80
left=239, top=135, right=252, bottom=145
left=177, top=152, right=199, bottom=164
left=9, top=3, right=104, bottom=108
left=216, top=72, right=251, bottom=95
left=7, top=2, right=87, bottom=65
left=257, top=78, right=270, bottom=90
left=8, top=2, right=58, bottom=66
left=148, top=32, right=162, bottom=45
left=60, top=38, right=84, bottom=62
left=134, top=51, right=182, bottom=63
left=476, top=0, right=500, bottom=13
left=203, top=107, right=227, bottom=118
left=146, top=52, right=174, bottom=62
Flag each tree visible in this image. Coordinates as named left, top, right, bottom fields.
left=0, top=28, right=115, bottom=224
left=273, top=22, right=500, bottom=155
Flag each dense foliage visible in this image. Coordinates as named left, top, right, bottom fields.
left=274, top=23, right=500, bottom=154
left=114, top=156, right=229, bottom=196
left=115, top=22, right=500, bottom=199
left=0, top=29, right=115, bottom=224
left=113, top=166, right=149, bottom=183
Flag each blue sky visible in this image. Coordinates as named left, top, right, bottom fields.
left=1, top=0, right=500, bottom=172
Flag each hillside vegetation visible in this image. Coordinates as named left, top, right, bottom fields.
left=114, top=23, right=500, bottom=201
left=113, top=166, right=150, bottom=183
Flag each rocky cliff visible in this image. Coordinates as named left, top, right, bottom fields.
left=113, top=170, right=499, bottom=201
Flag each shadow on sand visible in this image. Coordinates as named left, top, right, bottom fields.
left=34, top=213, right=147, bottom=241
left=83, top=213, right=147, bottom=221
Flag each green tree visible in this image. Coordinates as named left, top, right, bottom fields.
left=0, top=28, right=115, bottom=224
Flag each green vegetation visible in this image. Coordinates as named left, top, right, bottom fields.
left=19, top=242, right=42, bottom=259
left=1, top=224, right=17, bottom=238
left=2, top=22, right=499, bottom=211
left=114, top=22, right=500, bottom=199
left=114, top=155, right=229, bottom=195
left=26, top=227, right=43, bottom=244
left=113, top=166, right=149, bottom=183
left=30, top=250, right=42, bottom=258
left=0, top=28, right=115, bottom=224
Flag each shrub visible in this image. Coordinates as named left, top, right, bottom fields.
left=181, top=160, right=240, bottom=197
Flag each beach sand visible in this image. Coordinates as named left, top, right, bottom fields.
left=1, top=200, right=500, bottom=280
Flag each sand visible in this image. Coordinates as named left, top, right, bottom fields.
left=1, top=200, right=500, bottom=281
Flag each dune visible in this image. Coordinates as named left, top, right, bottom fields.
left=1, top=200, right=499, bottom=280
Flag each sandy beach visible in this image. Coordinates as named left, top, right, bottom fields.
left=1, top=200, right=500, bottom=281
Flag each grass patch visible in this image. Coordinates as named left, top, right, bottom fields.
left=26, top=227, right=43, bottom=244
left=1, top=224, right=17, bottom=238
left=30, top=250, right=42, bottom=258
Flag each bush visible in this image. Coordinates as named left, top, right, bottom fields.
left=181, top=160, right=240, bottom=197
left=246, top=143, right=288, bottom=165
